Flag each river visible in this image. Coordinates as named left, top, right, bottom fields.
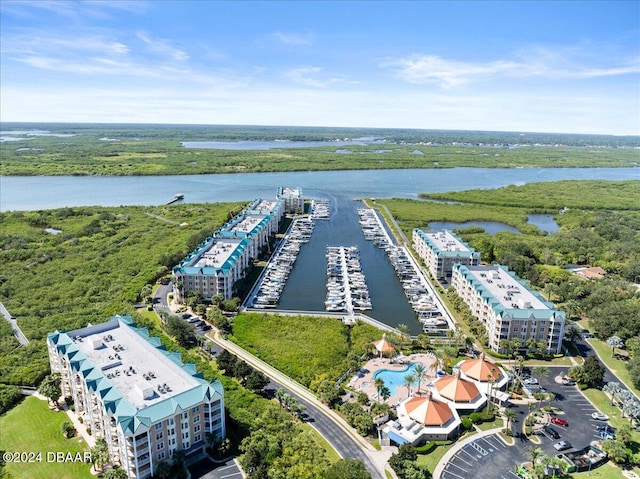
left=1, top=167, right=639, bottom=212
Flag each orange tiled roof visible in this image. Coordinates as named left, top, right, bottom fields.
left=459, top=357, right=501, bottom=382
left=372, top=333, right=395, bottom=353
left=404, top=396, right=453, bottom=426
left=434, top=375, right=481, bottom=402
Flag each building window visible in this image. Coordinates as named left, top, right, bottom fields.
left=194, top=434, right=201, bottom=443
left=193, top=406, right=200, bottom=413
left=182, top=412, right=188, bottom=420
left=193, top=415, right=200, bottom=424
left=194, top=424, right=201, bottom=433
left=156, top=432, right=163, bottom=441
left=183, top=441, right=190, bottom=450
left=157, top=452, right=165, bottom=461
left=157, top=441, right=164, bottom=451
left=155, top=423, right=162, bottom=430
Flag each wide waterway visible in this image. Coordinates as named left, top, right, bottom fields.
left=3, top=167, right=637, bottom=334
left=1, top=167, right=639, bottom=212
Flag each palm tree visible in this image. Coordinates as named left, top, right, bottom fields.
left=565, top=325, right=583, bottom=344
left=374, top=377, right=385, bottom=403
left=606, top=335, right=624, bottom=357
left=397, top=323, right=410, bottom=342
left=412, top=364, right=427, bottom=394
left=525, top=446, right=543, bottom=467
left=532, top=365, right=549, bottom=387
left=503, top=408, right=517, bottom=433
left=603, top=381, right=622, bottom=407
left=403, top=373, right=416, bottom=398
left=90, top=438, right=110, bottom=474
left=155, top=461, right=171, bottom=479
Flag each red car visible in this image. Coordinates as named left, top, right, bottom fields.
left=551, top=416, right=569, bottom=427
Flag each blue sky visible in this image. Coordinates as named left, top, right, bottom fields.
left=1, top=1, right=639, bottom=135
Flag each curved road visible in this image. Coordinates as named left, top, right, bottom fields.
left=152, top=285, right=387, bottom=479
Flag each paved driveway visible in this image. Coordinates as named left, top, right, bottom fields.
left=437, top=366, right=612, bottom=479
left=187, top=457, right=243, bottom=479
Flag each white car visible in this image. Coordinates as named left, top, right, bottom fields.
left=523, top=377, right=539, bottom=385
left=591, top=412, right=609, bottom=421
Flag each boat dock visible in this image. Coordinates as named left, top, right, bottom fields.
left=325, top=246, right=372, bottom=314
left=163, top=193, right=184, bottom=205
left=358, top=208, right=392, bottom=247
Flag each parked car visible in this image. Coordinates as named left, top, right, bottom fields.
left=551, top=416, right=569, bottom=427
left=599, top=430, right=616, bottom=440
left=543, top=426, right=560, bottom=439
left=553, top=441, right=572, bottom=451
left=523, top=377, right=539, bottom=385
left=596, top=424, right=615, bottom=433
left=187, top=316, right=200, bottom=323
left=562, top=378, right=576, bottom=386
left=591, top=412, right=609, bottom=421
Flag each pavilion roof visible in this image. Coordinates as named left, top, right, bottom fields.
left=459, top=355, right=502, bottom=382
left=372, top=333, right=395, bottom=354
left=403, top=395, right=454, bottom=426
left=434, top=375, right=481, bottom=402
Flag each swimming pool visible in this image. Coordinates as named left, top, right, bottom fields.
left=373, top=363, right=419, bottom=397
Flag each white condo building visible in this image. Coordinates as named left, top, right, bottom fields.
left=172, top=197, right=284, bottom=301
left=47, top=315, right=225, bottom=478
left=276, top=186, right=304, bottom=213
left=452, top=264, right=565, bottom=353
left=413, top=229, right=480, bottom=280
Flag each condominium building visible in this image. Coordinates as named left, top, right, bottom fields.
left=172, top=197, right=284, bottom=301
left=47, top=315, right=225, bottom=479
left=452, top=264, right=565, bottom=353
left=276, top=186, right=304, bottom=213
left=413, top=229, right=480, bottom=280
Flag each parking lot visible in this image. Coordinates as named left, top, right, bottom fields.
left=438, top=366, right=613, bottom=479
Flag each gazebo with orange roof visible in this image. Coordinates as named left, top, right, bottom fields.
left=372, top=333, right=396, bottom=359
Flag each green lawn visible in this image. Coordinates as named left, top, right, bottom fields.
left=0, top=396, right=92, bottom=479
left=572, top=461, right=639, bottom=478
left=416, top=430, right=478, bottom=471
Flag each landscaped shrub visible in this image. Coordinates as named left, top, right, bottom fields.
left=414, top=441, right=436, bottom=454
left=461, top=417, right=473, bottom=430
left=469, top=412, right=482, bottom=424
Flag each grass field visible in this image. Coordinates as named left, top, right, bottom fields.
left=0, top=396, right=92, bottom=479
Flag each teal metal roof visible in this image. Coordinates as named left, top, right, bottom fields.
left=47, top=314, right=224, bottom=435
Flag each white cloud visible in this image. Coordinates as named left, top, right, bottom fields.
left=268, top=30, right=313, bottom=46
left=385, top=49, right=640, bottom=87
left=137, top=32, right=189, bottom=61
left=283, top=66, right=350, bottom=88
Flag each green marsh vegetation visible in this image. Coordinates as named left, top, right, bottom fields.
left=378, top=180, right=640, bottom=389
left=2, top=124, right=638, bottom=176
left=0, top=202, right=242, bottom=386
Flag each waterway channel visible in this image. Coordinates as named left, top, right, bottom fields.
left=2, top=167, right=638, bottom=334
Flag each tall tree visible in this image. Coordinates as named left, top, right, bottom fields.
left=412, top=363, right=428, bottom=394
left=606, top=335, right=624, bottom=357
left=38, top=373, right=61, bottom=406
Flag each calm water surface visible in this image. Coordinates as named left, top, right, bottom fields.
left=2, top=167, right=638, bottom=212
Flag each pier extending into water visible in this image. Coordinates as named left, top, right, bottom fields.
left=163, top=193, right=184, bottom=205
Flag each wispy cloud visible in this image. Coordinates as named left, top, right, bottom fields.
left=283, top=66, right=349, bottom=88
left=137, top=32, right=189, bottom=61
left=385, top=47, right=640, bottom=87
left=0, top=0, right=149, bottom=19
left=268, top=30, right=313, bottom=46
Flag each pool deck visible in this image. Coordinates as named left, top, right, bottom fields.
left=348, top=353, right=439, bottom=406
